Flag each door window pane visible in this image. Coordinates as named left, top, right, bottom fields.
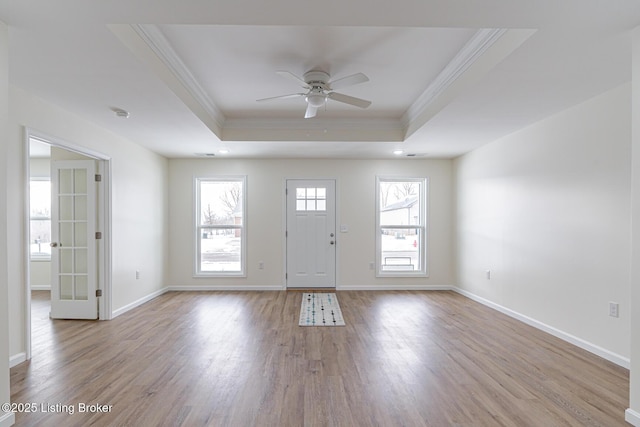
left=74, top=222, right=87, bottom=246
left=59, top=169, right=73, bottom=194
left=60, top=276, right=73, bottom=300
left=75, top=276, right=89, bottom=301
left=59, top=196, right=73, bottom=221
left=75, top=249, right=88, bottom=274
left=60, top=249, right=73, bottom=274
left=74, top=195, right=87, bottom=220
left=295, top=187, right=327, bottom=212
left=74, top=169, right=87, bottom=194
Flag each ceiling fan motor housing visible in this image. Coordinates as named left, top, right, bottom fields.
left=304, top=70, right=330, bottom=88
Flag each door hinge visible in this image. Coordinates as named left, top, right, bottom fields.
left=286, top=273, right=288, bottom=280
left=96, top=289, right=103, bottom=297
left=285, top=231, right=288, bottom=238
left=95, top=174, right=102, bottom=182
left=285, top=188, right=288, bottom=195
left=95, top=231, right=102, bottom=239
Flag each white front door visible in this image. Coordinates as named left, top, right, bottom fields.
left=50, top=160, right=98, bottom=319
left=286, top=179, right=336, bottom=288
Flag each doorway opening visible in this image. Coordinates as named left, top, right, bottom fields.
left=24, top=130, right=112, bottom=361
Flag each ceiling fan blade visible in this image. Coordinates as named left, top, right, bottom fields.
left=304, top=104, right=318, bottom=119
left=256, top=93, right=305, bottom=102
left=328, top=92, right=372, bottom=109
left=276, top=70, right=310, bottom=88
left=328, top=72, right=369, bottom=90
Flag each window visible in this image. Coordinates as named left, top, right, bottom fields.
left=376, top=177, right=427, bottom=276
left=30, top=179, right=52, bottom=260
left=195, top=176, right=246, bottom=276
left=296, top=187, right=326, bottom=211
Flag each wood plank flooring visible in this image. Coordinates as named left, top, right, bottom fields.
left=11, top=290, right=630, bottom=426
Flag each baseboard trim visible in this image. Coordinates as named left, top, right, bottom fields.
left=167, top=285, right=284, bottom=291
left=112, top=288, right=169, bottom=318
left=30, top=285, right=51, bottom=291
left=0, top=411, right=15, bottom=427
left=337, top=284, right=455, bottom=291
left=9, top=352, right=26, bottom=368
left=626, top=409, right=640, bottom=426
left=452, top=287, right=630, bottom=369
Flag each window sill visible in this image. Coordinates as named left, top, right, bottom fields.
left=376, top=272, right=429, bottom=278
left=193, top=272, right=247, bottom=278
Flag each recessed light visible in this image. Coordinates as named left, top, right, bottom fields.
left=219, top=149, right=229, bottom=154
left=111, top=107, right=130, bottom=119
left=195, top=153, right=216, bottom=157
left=393, top=150, right=404, bottom=155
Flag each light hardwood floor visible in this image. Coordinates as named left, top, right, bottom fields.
left=11, top=290, right=630, bottom=426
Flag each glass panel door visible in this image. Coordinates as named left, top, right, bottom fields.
left=50, top=160, right=98, bottom=319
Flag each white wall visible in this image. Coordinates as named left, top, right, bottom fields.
left=168, top=158, right=454, bottom=289
left=455, top=83, right=631, bottom=364
left=7, top=86, right=169, bottom=360
left=0, top=21, right=15, bottom=427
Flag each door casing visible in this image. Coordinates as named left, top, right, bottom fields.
left=23, top=129, right=112, bottom=361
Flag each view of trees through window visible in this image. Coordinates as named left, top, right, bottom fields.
left=197, top=178, right=245, bottom=274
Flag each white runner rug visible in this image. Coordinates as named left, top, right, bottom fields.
left=299, top=293, right=345, bottom=326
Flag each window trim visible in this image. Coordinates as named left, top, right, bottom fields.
left=375, top=176, right=428, bottom=277
left=194, top=176, right=247, bottom=277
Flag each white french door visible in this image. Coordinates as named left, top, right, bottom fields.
left=286, top=179, right=336, bottom=288
left=50, top=160, right=98, bottom=319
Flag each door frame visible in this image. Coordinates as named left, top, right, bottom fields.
left=23, top=128, right=112, bottom=360
left=283, top=177, right=339, bottom=289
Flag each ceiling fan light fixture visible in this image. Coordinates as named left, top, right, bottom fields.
left=306, top=93, right=326, bottom=108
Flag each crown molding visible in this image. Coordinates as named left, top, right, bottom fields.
left=402, top=28, right=507, bottom=128
left=131, top=24, right=226, bottom=130
left=222, top=118, right=403, bottom=141
left=402, top=28, right=536, bottom=139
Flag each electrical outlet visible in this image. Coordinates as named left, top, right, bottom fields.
left=135, top=270, right=140, bottom=280
left=258, top=261, right=264, bottom=270
left=486, top=270, right=491, bottom=280
left=609, top=302, right=619, bottom=318
left=369, top=262, right=374, bottom=270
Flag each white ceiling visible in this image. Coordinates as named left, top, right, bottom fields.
left=2, top=0, right=639, bottom=159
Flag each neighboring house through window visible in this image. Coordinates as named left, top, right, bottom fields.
left=376, top=177, right=427, bottom=276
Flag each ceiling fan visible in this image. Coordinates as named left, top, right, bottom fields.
left=257, top=70, right=372, bottom=118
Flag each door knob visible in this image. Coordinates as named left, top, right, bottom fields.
left=50, top=242, right=58, bottom=248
